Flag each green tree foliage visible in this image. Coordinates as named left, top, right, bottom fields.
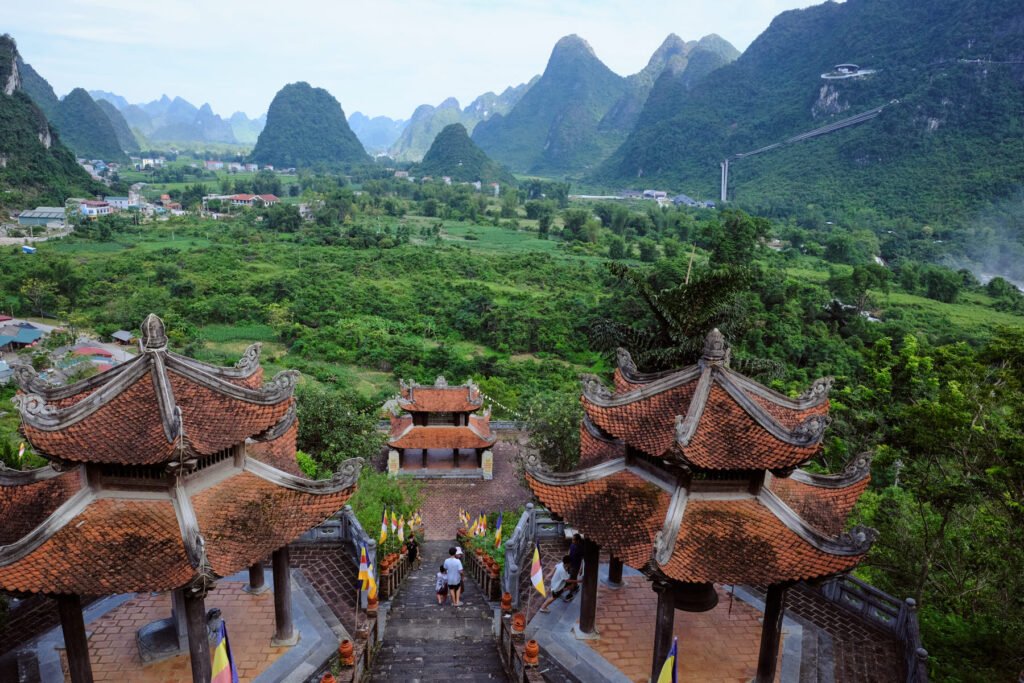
left=252, top=82, right=369, bottom=168
left=54, top=88, right=127, bottom=161
left=295, top=383, right=385, bottom=477
left=523, top=389, right=582, bottom=473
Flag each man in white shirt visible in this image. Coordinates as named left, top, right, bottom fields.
left=443, top=546, right=464, bottom=607
left=538, top=555, right=580, bottom=613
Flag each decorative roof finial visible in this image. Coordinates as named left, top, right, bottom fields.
left=140, top=314, right=168, bottom=351
left=702, top=328, right=727, bottom=362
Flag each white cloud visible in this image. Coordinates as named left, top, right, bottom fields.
left=5, top=0, right=823, bottom=120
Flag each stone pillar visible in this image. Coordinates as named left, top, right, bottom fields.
left=481, top=450, right=494, bottom=480
left=272, top=546, right=298, bottom=646
left=387, top=449, right=400, bottom=477
left=453, top=448, right=460, bottom=468
left=755, top=583, right=788, bottom=683
left=182, top=590, right=210, bottom=683
left=57, top=594, right=94, bottom=683
left=245, top=561, right=268, bottom=594
left=650, top=580, right=676, bottom=683
left=578, top=539, right=600, bottom=635
left=607, top=557, right=623, bottom=587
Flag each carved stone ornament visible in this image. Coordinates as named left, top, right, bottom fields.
left=520, top=451, right=551, bottom=474
left=381, top=398, right=402, bottom=417
left=140, top=313, right=169, bottom=351
left=264, top=370, right=299, bottom=394
left=798, top=377, right=835, bottom=401
left=333, top=457, right=365, bottom=486
left=836, top=525, right=878, bottom=553
left=580, top=374, right=614, bottom=400
left=187, top=533, right=217, bottom=597
left=791, top=414, right=830, bottom=444
left=844, top=451, right=874, bottom=477
left=434, top=375, right=448, bottom=388
left=616, top=347, right=638, bottom=374
left=702, top=328, right=728, bottom=362
left=13, top=365, right=44, bottom=391
left=12, top=393, right=55, bottom=417
left=234, top=342, right=263, bottom=373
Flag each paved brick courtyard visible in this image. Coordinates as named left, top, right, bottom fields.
left=418, top=437, right=534, bottom=540
left=585, top=577, right=777, bottom=683
left=59, top=584, right=286, bottom=683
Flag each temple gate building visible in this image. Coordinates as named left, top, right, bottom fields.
left=527, top=330, right=876, bottom=682
left=387, top=376, right=496, bottom=476
left=0, top=315, right=361, bottom=683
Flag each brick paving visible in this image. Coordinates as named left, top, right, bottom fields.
left=418, top=438, right=533, bottom=541
left=784, top=584, right=902, bottom=683
left=584, top=577, right=774, bottom=683
left=59, top=583, right=286, bottom=683
left=0, top=595, right=96, bottom=658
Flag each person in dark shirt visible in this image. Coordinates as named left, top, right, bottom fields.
left=565, top=533, right=584, bottom=600
left=406, top=537, right=419, bottom=568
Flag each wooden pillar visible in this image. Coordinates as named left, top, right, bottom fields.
left=607, top=557, right=624, bottom=586
left=755, top=583, right=788, bottom=683
left=182, top=590, right=210, bottom=683
left=57, top=594, right=94, bottom=683
left=453, top=448, right=460, bottom=468
left=650, top=580, right=676, bottom=683
left=578, top=539, right=600, bottom=634
left=246, top=561, right=267, bottom=594
left=272, top=545, right=297, bottom=645
left=421, top=449, right=427, bottom=468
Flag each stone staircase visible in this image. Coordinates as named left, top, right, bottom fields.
left=371, top=540, right=507, bottom=682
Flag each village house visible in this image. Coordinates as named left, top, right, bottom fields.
left=17, top=207, right=66, bottom=228
left=79, top=200, right=111, bottom=219
left=204, top=160, right=225, bottom=171
left=105, top=196, right=133, bottom=210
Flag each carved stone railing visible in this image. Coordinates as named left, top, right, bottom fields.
left=818, top=574, right=929, bottom=682
left=498, top=612, right=544, bottom=683
left=296, top=504, right=376, bottom=573
left=501, top=504, right=568, bottom=609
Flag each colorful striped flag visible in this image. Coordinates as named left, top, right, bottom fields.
left=530, top=544, right=545, bottom=596
left=390, top=510, right=397, bottom=534
left=211, top=619, right=239, bottom=683
left=477, top=512, right=486, bottom=536
left=379, top=508, right=388, bottom=545
left=17, top=442, right=26, bottom=461
left=656, top=637, right=678, bottom=683
left=358, top=545, right=378, bottom=600
left=398, top=515, right=405, bottom=543
left=467, top=514, right=479, bottom=537
left=494, top=512, right=503, bottom=548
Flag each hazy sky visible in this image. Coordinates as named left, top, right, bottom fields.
left=6, top=0, right=824, bottom=120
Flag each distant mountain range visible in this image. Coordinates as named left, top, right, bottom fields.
left=472, top=33, right=738, bottom=176
left=348, top=112, right=406, bottom=155
left=386, top=81, right=536, bottom=162
left=89, top=91, right=265, bottom=146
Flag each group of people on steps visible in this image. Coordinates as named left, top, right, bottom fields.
left=436, top=546, right=465, bottom=607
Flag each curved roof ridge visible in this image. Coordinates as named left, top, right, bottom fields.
left=674, top=365, right=713, bottom=445
left=0, top=467, right=92, bottom=567
left=757, top=487, right=876, bottom=556
left=0, top=463, right=65, bottom=485
left=250, top=401, right=297, bottom=443
left=245, top=455, right=364, bottom=494
left=14, top=358, right=153, bottom=431
left=582, top=413, right=621, bottom=444
left=721, top=367, right=833, bottom=409
left=526, top=457, right=627, bottom=486
left=713, top=369, right=829, bottom=447
left=14, top=356, right=143, bottom=400
left=167, top=342, right=263, bottom=380
left=581, top=364, right=703, bottom=407
left=466, top=414, right=495, bottom=441
left=790, top=452, right=873, bottom=488
left=653, top=484, right=688, bottom=566
left=163, top=357, right=298, bottom=405
left=615, top=348, right=679, bottom=384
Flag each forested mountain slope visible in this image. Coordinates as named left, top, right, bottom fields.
left=596, top=0, right=1024, bottom=226
left=252, top=81, right=368, bottom=167
left=415, top=123, right=515, bottom=185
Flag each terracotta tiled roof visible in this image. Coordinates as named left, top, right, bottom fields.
left=0, top=469, right=83, bottom=545
left=0, top=457, right=360, bottom=596
left=388, top=425, right=495, bottom=450
left=582, top=335, right=832, bottom=470
left=527, top=461, right=872, bottom=585
left=662, top=498, right=864, bottom=584
left=246, top=418, right=302, bottom=477
left=528, top=469, right=669, bottom=569
left=397, top=377, right=484, bottom=413
left=0, top=497, right=195, bottom=594
left=767, top=456, right=872, bottom=536
left=14, top=316, right=294, bottom=466
left=579, top=415, right=625, bottom=467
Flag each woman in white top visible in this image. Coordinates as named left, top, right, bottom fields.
left=538, top=555, right=580, bottom=613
